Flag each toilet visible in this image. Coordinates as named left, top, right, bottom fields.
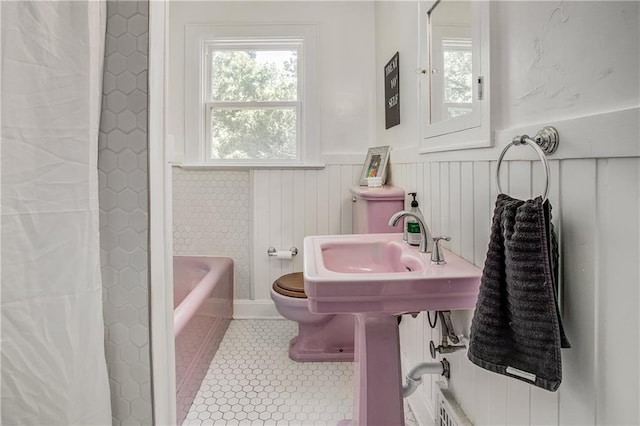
left=271, top=185, right=405, bottom=362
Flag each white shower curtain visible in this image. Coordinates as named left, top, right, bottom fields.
left=1, top=1, right=112, bottom=424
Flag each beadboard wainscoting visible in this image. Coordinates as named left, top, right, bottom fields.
left=389, top=157, right=640, bottom=426
left=171, top=153, right=639, bottom=425
left=245, top=165, right=364, bottom=317
left=373, top=0, right=640, bottom=423
left=172, top=165, right=365, bottom=317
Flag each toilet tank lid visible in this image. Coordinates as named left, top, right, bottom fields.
left=349, top=185, right=405, bottom=200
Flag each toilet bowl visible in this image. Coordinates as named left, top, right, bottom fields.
left=271, top=273, right=355, bottom=362
left=271, top=185, right=405, bottom=362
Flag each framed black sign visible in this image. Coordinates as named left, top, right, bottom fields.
left=384, top=52, right=400, bottom=129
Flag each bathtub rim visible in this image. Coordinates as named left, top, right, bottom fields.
left=173, top=256, right=233, bottom=337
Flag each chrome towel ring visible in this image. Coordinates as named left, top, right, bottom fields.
left=496, top=126, right=559, bottom=202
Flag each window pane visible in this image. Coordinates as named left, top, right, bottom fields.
left=443, top=49, right=472, bottom=104
left=211, top=50, right=298, bottom=102
left=211, top=108, right=297, bottom=160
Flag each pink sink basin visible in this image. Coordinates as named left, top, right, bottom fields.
left=304, top=233, right=482, bottom=315
left=320, top=240, right=424, bottom=274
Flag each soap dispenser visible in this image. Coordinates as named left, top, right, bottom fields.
left=406, top=192, right=423, bottom=246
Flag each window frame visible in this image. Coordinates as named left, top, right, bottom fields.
left=184, top=24, right=319, bottom=167
left=204, top=40, right=302, bottom=163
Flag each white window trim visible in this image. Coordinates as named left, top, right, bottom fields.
left=184, top=23, right=319, bottom=167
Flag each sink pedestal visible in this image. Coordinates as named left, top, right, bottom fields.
left=343, top=313, right=405, bottom=426
left=303, top=233, right=483, bottom=426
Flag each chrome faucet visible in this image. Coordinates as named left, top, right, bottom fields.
left=388, top=211, right=433, bottom=253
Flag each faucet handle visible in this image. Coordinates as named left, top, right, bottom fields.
left=431, top=236, right=450, bottom=265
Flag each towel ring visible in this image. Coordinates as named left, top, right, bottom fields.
left=496, top=126, right=559, bottom=202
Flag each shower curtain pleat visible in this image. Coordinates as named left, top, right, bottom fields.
left=1, top=1, right=112, bottom=424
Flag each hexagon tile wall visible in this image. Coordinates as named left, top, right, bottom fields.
left=98, top=1, right=152, bottom=424
left=173, top=169, right=251, bottom=299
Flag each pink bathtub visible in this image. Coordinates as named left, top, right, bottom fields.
left=174, top=256, right=233, bottom=425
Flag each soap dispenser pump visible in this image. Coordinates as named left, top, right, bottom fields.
left=406, top=192, right=423, bottom=246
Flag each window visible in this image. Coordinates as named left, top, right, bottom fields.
left=206, top=41, right=300, bottom=161
left=185, top=25, right=319, bottom=166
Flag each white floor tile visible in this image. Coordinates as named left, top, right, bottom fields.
left=185, top=319, right=418, bottom=426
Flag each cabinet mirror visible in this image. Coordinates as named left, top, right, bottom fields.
left=420, top=0, right=490, bottom=152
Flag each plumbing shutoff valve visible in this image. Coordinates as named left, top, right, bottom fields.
left=430, top=339, right=466, bottom=358
left=430, top=310, right=466, bottom=358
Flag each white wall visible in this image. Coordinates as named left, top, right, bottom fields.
left=168, top=1, right=377, bottom=161
left=375, top=1, right=640, bottom=425
left=374, top=1, right=420, bottom=151
left=168, top=1, right=378, bottom=309
left=491, top=1, right=639, bottom=130
left=168, top=2, right=640, bottom=422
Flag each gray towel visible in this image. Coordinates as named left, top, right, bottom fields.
left=468, top=194, right=570, bottom=391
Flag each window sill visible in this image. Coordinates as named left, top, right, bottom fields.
left=174, top=162, right=326, bottom=171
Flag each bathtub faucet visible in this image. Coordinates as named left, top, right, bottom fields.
left=388, top=211, right=433, bottom=253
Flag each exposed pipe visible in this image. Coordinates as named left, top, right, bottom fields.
left=438, top=311, right=461, bottom=344
left=402, top=359, right=450, bottom=398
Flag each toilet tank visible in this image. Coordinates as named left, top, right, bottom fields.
left=350, top=186, right=405, bottom=234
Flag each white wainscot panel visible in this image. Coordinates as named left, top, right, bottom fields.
left=249, top=165, right=361, bottom=314
left=390, top=154, right=639, bottom=426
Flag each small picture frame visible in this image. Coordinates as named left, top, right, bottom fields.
left=359, top=145, right=391, bottom=186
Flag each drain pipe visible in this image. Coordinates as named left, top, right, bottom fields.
left=402, top=359, right=450, bottom=398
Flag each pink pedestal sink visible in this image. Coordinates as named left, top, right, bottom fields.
left=303, top=233, right=482, bottom=426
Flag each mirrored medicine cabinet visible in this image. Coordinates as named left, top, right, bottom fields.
left=419, top=0, right=490, bottom=153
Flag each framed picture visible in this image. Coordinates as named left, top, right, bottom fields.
left=359, top=145, right=391, bottom=186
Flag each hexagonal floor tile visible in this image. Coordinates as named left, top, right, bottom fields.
left=183, top=320, right=418, bottom=425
